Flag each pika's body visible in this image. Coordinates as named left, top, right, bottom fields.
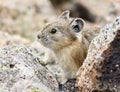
left=37, top=11, right=100, bottom=84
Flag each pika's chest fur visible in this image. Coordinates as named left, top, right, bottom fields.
left=55, top=40, right=87, bottom=78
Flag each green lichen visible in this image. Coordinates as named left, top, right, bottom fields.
left=31, top=49, right=38, bottom=54
left=2, top=66, right=8, bottom=70
left=40, top=53, right=45, bottom=56
left=31, top=88, right=40, bottom=92
left=35, top=58, right=41, bottom=63
left=12, top=45, right=19, bottom=50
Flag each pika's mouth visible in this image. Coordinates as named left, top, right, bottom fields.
left=38, top=37, right=52, bottom=46
left=37, top=33, right=52, bottom=47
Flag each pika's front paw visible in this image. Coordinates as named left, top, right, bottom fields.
left=46, top=64, right=68, bottom=84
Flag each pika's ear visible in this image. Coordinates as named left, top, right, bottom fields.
left=70, top=18, right=84, bottom=33
left=59, top=10, right=70, bottom=20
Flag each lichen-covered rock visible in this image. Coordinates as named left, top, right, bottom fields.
left=0, top=0, right=55, bottom=39
left=0, top=45, right=59, bottom=92
left=76, top=16, right=120, bottom=92
left=0, top=31, right=30, bottom=47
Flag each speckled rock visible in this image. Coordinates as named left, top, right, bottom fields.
left=76, top=17, right=120, bottom=92
left=0, top=0, right=55, bottom=40
left=0, top=45, right=59, bottom=92
left=0, top=31, right=30, bottom=47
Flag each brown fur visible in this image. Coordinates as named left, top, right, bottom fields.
left=37, top=10, right=100, bottom=84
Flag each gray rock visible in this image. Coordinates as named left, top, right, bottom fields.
left=0, top=45, right=59, bottom=92
left=0, top=31, right=30, bottom=47
left=76, top=17, right=120, bottom=92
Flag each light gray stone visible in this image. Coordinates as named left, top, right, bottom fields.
left=0, top=45, right=59, bottom=92
left=76, top=17, right=120, bottom=92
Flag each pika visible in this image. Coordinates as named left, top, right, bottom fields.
left=37, top=10, right=100, bottom=84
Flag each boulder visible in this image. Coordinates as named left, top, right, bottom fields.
left=0, top=45, right=59, bottom=92
left=76, top=17, right=120, bottom=92
left=0, top=31, right=30, bottom=47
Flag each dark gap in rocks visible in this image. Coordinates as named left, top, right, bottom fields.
left=97, top=30, right=120, bottom=91
left=59, top=79, right=78, bottom=92
left=69, top=3, right=96, bottom=23
left=50, top=0, right=71, bottom=7
left=50, top=0, right=97, bottom=23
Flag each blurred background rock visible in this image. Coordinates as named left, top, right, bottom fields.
left=0, top=0, right=55, bottom=45
left=0, top=0, right=120, bottom=47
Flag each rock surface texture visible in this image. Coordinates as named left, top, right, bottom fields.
left=0, top=0, right=55, bottom=40
left=0, top=31, right=30, bottom=47
left=0, top=45, right=59, bottom=92
left=76, top=17, right=120, bottom=92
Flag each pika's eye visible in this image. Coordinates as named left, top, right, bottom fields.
left=50, top=29, right=57, bottom=34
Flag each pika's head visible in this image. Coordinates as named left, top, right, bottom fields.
left=37, top=10, right=84, bottom=51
